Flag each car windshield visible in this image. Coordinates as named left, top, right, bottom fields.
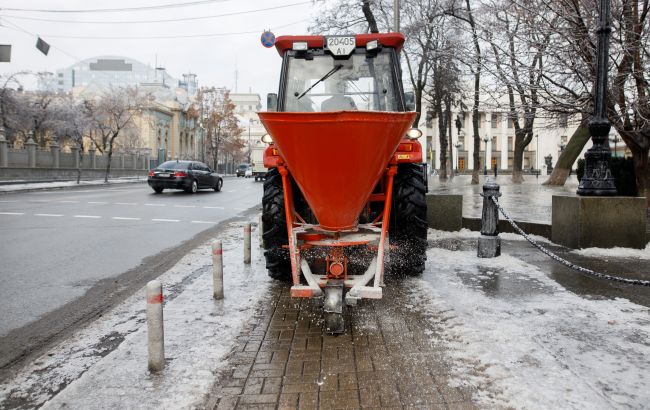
left=284, top=52, right=398, bottom=112
left=237, top=164, right=249, bottom=170
left=158, top=161, right=189, bottom=170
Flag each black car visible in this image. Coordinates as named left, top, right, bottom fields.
left=148, top=160, right=223, bottom=194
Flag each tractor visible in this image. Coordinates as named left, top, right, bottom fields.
left=258, top=33, right=427, bottom=333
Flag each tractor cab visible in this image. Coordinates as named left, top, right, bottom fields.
left=268, top=33, right=414, bottom=113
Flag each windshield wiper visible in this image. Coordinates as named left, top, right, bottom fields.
left=297, top=64, right=342, bottom=100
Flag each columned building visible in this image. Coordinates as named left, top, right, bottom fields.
left=424, top=108, right=599, bottom=175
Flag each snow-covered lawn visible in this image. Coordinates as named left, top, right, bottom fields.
left=411, top=229, right=650, bottom=409
left=0, top=220, right=269, bottom=409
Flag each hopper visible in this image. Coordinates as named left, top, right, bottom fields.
left=258, top=111, right=417, bottom=231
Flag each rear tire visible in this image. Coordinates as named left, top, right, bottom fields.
left=186, top=179, right=198, bottom=194
left=389, top=164, right=427, bottom=276
left=213, top=179, right=222, bottom=192
left=262, top=168, right=291, bottom=281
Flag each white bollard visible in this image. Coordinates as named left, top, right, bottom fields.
left=244, top=222, right=251, bottom=264
left=212, top=240, right=224, bottom=300
left=146, top=280, right=165, bottom=372
left=258, top=213, right=264, bottom=249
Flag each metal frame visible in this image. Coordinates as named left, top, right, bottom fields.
left=277, top=163, right=398, bottom=304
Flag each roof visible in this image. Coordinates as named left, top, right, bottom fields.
left=273, top=33, right=406, bottom=56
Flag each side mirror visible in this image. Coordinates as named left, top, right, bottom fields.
left=267, top=93, right=278, bottom=112
left=404, top=91, right=415, bottom=111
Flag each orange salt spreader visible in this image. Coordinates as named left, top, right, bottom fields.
left=258, top=33, right=428, bottom=333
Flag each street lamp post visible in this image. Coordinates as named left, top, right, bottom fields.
left=482, top=135, right=493, bottom=175
left=609, top=134, right=621, bottom=157
left=535, top=134, right=539, bottom=170
left=577, top=0, right=616, bottom=195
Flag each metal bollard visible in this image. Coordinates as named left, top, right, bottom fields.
left=212, top=240, right=224, bottom=300
left=146, top=280, right=165, bottom=371
left=477, top=179, right=502, bottom=258
left=243, top=222, right=251, bottom=264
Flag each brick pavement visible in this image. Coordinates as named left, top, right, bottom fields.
left=207, top=280, right=478, bottom=410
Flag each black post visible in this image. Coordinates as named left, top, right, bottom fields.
left=478, top=179, right=502, bottom=258
left=577, top=0, right=616, bottom=196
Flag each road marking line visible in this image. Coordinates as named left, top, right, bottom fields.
left=152, top=218, right=180, bottom=222
left=35, top=213, right=64, bottom=217
left=173, top=205, right=196, bottom=208
left=226, top=190, right=236, bottom=193
left=59, top=200, right=80, bottom=203
left=73, top=215, right=102, bottom=219
left=88, top=201, right=108, bottom=204
left=203, top=206, right=224, bottom=209
left=234, top=207, right=246, bottom=210
left=115, top=202, right=137, bottom=205
left=0, top=212, right=24, bottom=215
left=191, top=220, right=218, bottom=224
left=144, top=203, right=166, bottom=207
left=112, top=216, right=141, bottom=220
left=0, top=200, right=17, bottom=203
left=28, top=200, right=51, bottom=203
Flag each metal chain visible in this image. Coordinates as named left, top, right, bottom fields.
left=490, top=196, right=650, bottom=287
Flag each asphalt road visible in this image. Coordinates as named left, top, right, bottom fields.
left=0, top=177, right=263, bottom=369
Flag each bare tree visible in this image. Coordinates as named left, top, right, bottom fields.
left=483, top=0, right=552, bottom=182
left=53, top=95, right=92, bottom=183
left=197, top=87, right=242, bottom=172
left=447, top=0, right=484, bottom=184
left=85, top=86, right=150, bottom=183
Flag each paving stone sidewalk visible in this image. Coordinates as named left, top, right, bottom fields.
left=206, top=281, right=477, bottom=410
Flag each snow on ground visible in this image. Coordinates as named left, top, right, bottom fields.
left=429, top=227, right=553, bottom=244
left=411, top=229, right=650, bottom=409
left=0, top=219, right=269, bottom=409
left=0, top=178, right=146, bottom=192
left=572, top=243, right=650, bottom=260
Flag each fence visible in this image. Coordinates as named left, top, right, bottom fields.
left=0, top=136, right=150, bottom=181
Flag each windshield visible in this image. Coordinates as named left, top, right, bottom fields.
left=158, top=161, right=189, bottom=170
left=284, top=52, right=399, bottom=112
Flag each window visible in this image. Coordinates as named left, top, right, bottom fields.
left=559, top=113, right=568, bottom=128
left=491, top=113, right=499, bottom=128
left=508, top=136, right=514, bottom=151
left=561, top=135, right=567, bottom=143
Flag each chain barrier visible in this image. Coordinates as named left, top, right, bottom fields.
left=490, top=196, right=650, bottom=287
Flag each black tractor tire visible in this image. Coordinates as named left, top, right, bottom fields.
left=389, top=163, right=428, bottom=276
left=262, top=168, right=292, bottom=281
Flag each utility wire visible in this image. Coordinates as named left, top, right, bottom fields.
left=1, top=16, right=309, bottom=40
left=0, top=19, right=80, bottom=60
left=0, top=1, right=312, bottom=24
left=0, top=0, right=233, bottom=14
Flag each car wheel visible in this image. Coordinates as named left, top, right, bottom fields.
left=187, top=179, right=198, bottom=194
left=213, top=178, right=222, bottom=192
left=153, top=187, right=164, bottom=194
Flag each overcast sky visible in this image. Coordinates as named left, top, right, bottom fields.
left=0, top=0, right=317, bottom=101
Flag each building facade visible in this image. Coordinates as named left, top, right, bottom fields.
left=50, top=56, right=200, bottom=164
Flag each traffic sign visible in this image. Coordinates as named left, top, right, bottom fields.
left=261, top=31, right=275, bottom=48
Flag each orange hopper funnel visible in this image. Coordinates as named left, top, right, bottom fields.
left=258, top=111, right=417, bottom=231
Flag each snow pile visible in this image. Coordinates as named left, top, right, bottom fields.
left=572, top=242, right=650, bottom=260
left=410, top=229, right=650, bottom=409
left=0, top=220, right=269, bottom=409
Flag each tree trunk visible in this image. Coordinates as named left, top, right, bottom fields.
left=438, top=116, right=448, bottom=180
left=512, top=131, right=526, bottom=183
left=448, top=106, right=454, bottom=178
left=472, top=110, right=480, bottom=184
left=361, top=0, right=379, bottom=33
left=543, top=124, right=590, bottom=186
left=630, top=145, right=650, bottom=210
left=105, top=147, right=113, bottom=183
left=76, top=150, right=83, bottom=184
